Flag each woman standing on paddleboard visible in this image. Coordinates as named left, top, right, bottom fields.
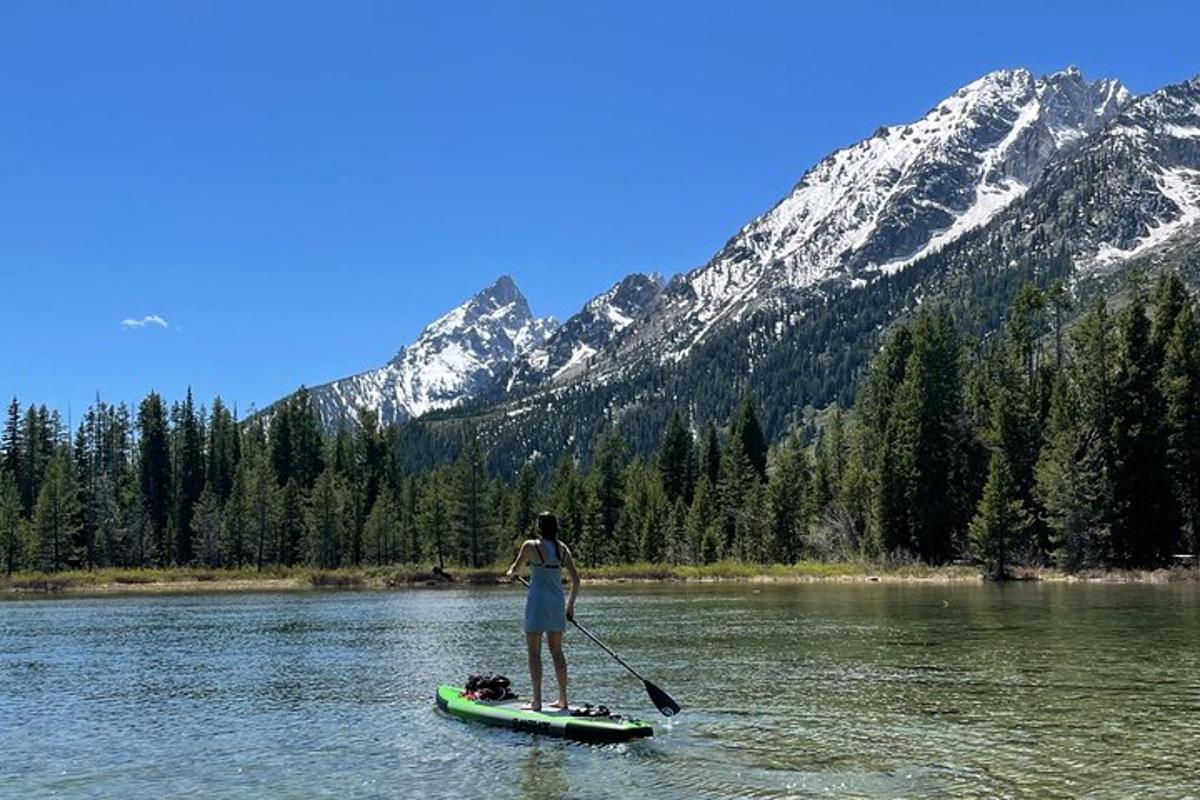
left=506, top=512, right=581, bottom=711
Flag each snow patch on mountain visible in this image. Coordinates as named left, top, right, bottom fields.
left=556, top=343, right=598, bottom=380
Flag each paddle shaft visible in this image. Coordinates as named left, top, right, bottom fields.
left=516, top=576, right=648, bottom=684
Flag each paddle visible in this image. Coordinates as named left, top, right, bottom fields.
left=516, top=575, right=681, bottom=717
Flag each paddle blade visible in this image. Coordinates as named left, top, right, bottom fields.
left=644, top=680, right=681, bottom=717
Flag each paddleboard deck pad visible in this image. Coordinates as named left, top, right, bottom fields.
left=436, top=684, right=653, bottom=743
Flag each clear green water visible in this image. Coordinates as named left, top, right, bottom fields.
left=2, top=583, right=1198, bottom=799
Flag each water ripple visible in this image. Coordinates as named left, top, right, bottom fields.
left=1, top=583, right=1198, bottom=798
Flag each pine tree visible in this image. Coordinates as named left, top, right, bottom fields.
left=122, top=469, right=153, bottom=568
left=1110, top=290, right=1175, bottom=566
left=452, top=430, right=491, bottom=567
left=275, top=479, right=305, bottom=567
left=969, top=448, right=1029, bottom=580
left=306, top=466, right=346, bottom=569
left=731, top=394, right=768, bottom=482
left=219, top=464, right=249, bottom=568
left=509, top=464, right=538, bottom=542
left=1046, top=281, right=1072, bottom=371
left=73, top=413, right=96, bottom=569
left=191, top=487, right=223, bottom=568
left=289, top=388, right=325, bottom=490
left=688, top=475, right=718, bottom=564
left=174, top=389, right=205, bottom=564
left=90, top=466, right=121, bottom=570
left=657, top=410, right=697, bottom=505
left=267, top=389, right=324, bottom=491
left=268, top=403, right=294, bottom=487
left=0, top=470, right=30, bottom=573
left=699, top=515, right=723, bottom=564
left=971, top=346, right=1041, bottom=565
left=874, top=414, right=910, bottom=557
left=615, top=461, right=650, bottom=565
left=364, top=485, right=401, bottom=566
left=206, top=397, right=240, bottom=504
left=636, top=466, right=669, bottom=564
left=811, top=409, right=845, bottom=516
left=1035, top=381, right=1078, bottom=569
left=401, top=476, right=422, bottom=564
left=246, top=451, right=278, bottom=570
left=418, top=471, right=451, bottom=569
left=890, top=304, right=969, bottom=564
left=1162, top=299, right=1200, bottom=559
left=1151, top=271, right=1189, bottom=371
left=718, top=434, right=754, bottom=556
left=666, top=497, right=689, bottom=565
left=34, top=451, right=81, bottom=571
left=549, top=457, right=587, bottom=562
left=998, top=285, right=1051, bottom=562
left=588, top=428, right=627, bottom=564
left=355, top=408, right=386, bottom=512
left=107, top=402, right=132, bottom=494
left=853, top=325, right=913, bottom=557
left=137, top=393, right=172, bottom=565
left=2, top=398, right=21, bottom=484
left=768, top=436, right=810, bottom=563
left=835, top=414, right=872, bottom=557
left=1006, top=284, right=1046, bottom=390
left=1037, top=305, right=1115, bottom=570
left=328, top=421, right=350, bottom=477
left=18, top=405, right=44, bottom=516
left=740, top=481, right=771, bottom=564
left=701, top=423, right=721, bottom=488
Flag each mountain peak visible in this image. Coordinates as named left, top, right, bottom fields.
left=298, top=276, right=555, bottom=427
left=1044, top=64, right=1083, bottom=81
left=481, top=274, right=522, bottom=303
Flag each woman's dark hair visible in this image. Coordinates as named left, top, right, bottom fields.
left=535, top=511, right=559, bottom=540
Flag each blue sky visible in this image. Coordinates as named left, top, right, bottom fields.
left=2, top=0, right=1197, bottom=418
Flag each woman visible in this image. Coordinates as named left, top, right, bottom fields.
left=505, top=511, right=581, bottom=711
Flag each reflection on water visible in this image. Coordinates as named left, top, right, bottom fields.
left=517, top=745, right=571, bottom=798
left=1, top=583, right=1198, bottom=798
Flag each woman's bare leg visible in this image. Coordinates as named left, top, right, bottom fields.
left=524, top=632, right=543, bottom=710
left=547, top=631, right=568, bottom=709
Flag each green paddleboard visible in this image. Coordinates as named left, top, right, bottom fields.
left=436, top=684, right=654, bottom=744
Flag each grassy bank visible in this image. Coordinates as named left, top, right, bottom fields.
left=2, top=560, right=1196, bottom=596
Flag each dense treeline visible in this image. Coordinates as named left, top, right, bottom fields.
left=836, top=272, right=1200, bottom=576
left=2, top=273, right=1198, bottom=576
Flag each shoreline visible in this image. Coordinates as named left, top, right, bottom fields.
left=2, top=562, right=1197, bottom=598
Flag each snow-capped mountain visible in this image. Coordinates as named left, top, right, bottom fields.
left=302, top=276, right=556, bottom=427
left=429, top=69, right=1200, bottom=475
left=506, top=273, right=664, bottom=390
left=618, top=67, right=1131, bottom=360
left=272, top=67, right=1200, bottom=470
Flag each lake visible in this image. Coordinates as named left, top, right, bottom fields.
left=2, top=582, right=1198, bottom=798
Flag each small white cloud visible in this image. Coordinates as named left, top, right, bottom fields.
left=121, top=314, right=170, bottom=330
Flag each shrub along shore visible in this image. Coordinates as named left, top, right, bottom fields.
left=2, top=561, right=1196, bottom=596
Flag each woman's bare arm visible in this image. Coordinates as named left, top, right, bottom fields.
left=562, top=544, right=581, bottom=620
left=506, top=540, right=531, bottom=578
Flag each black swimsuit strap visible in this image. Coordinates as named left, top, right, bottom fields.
left=531, top=539, right=560, bottom=567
